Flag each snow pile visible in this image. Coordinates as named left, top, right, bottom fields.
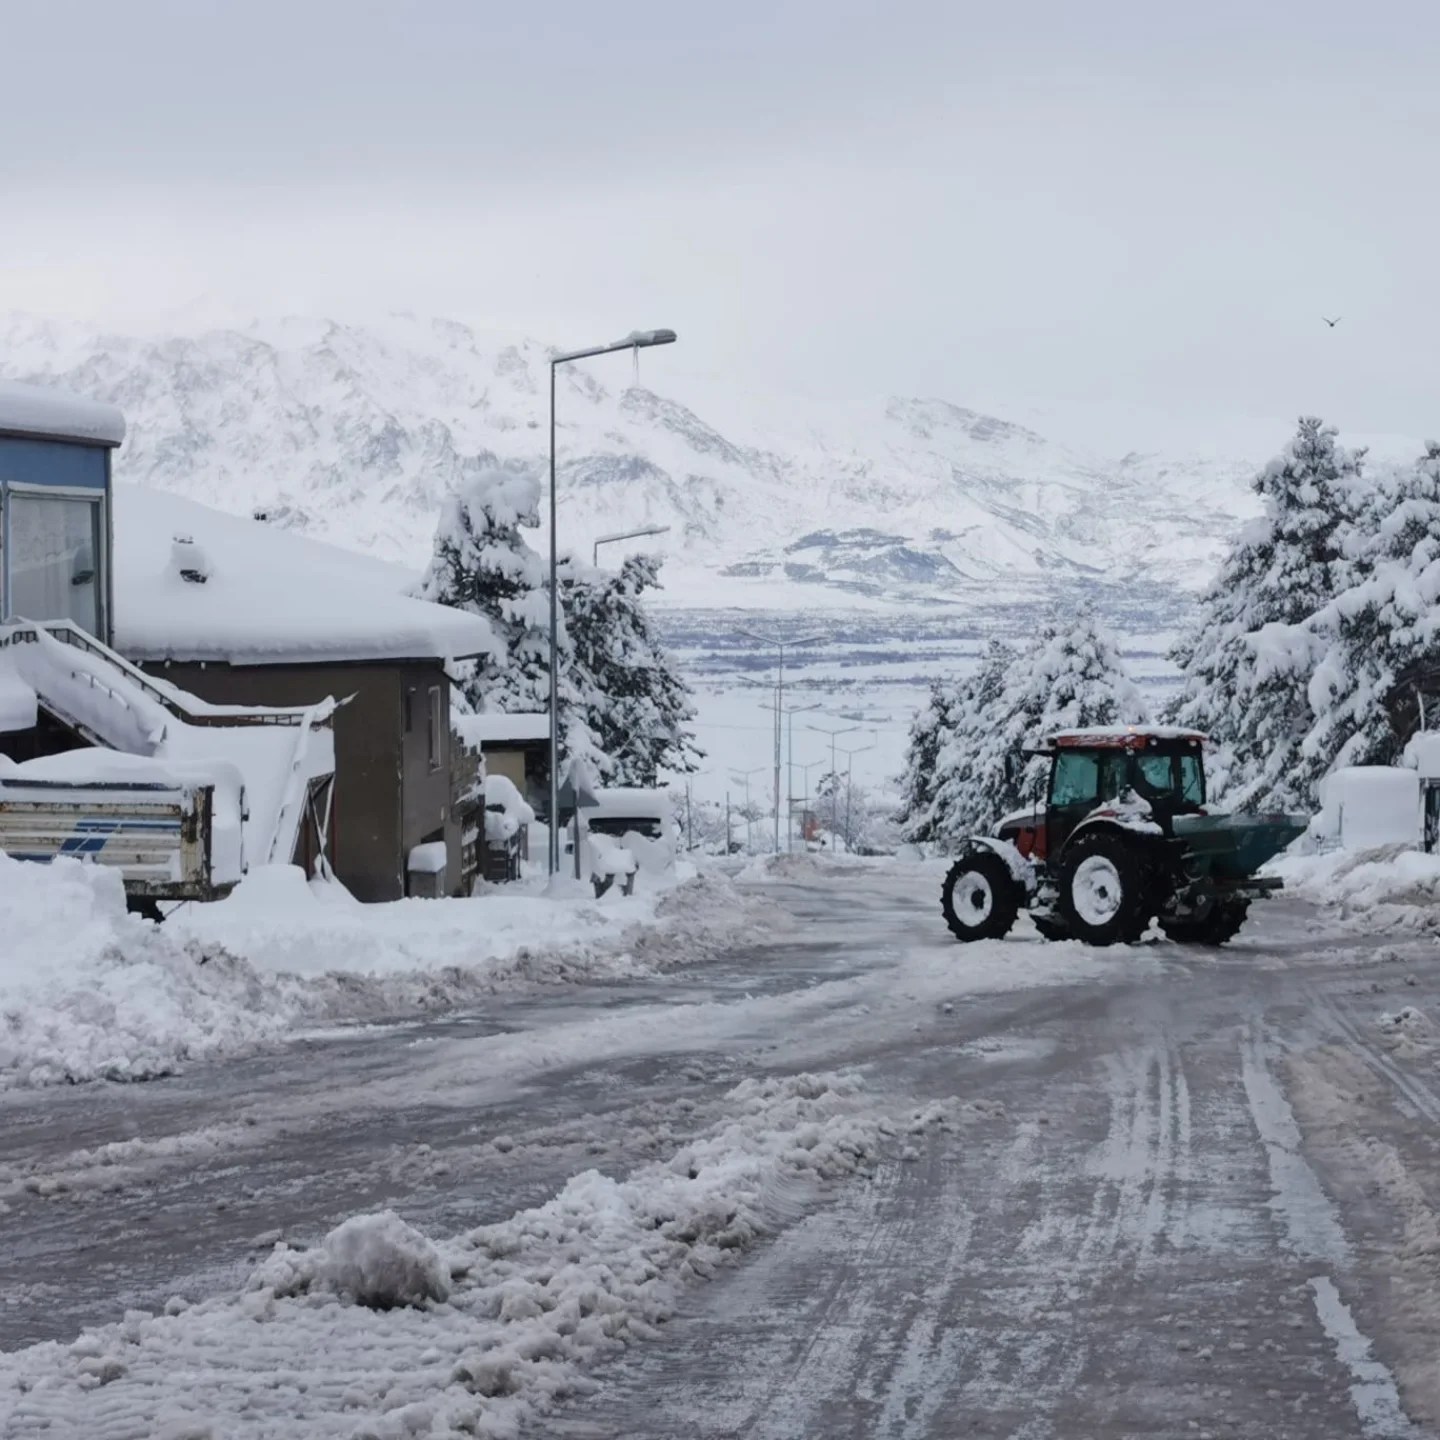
left=0, top=1072, right=887, bottom=1437
left=483, top=773, right=534, bottom=844
left=738, top=851, right=875, bottom=883
left=259, top=1211, right=452, bottom=1311
left=0, top=854, right=298, bottom=1087
left=0, top=858, right=788, bottom=1089
left=1268, top=845, right=1440, bottom=929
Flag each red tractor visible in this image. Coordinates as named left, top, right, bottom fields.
left=939, top=727, right=1306, bottom=947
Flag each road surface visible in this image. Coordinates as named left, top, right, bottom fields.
left=2, top=861, right=1437, bottom=1437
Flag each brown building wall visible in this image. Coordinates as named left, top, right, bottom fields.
left=139, top=658, right=454, bottom=902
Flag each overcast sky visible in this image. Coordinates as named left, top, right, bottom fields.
left=3, top=0, right=1437, bottom=447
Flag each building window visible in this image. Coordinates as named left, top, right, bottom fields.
left=402, top=688, right=414, bottom=734
left=427, top=685, right=442, bottom=771
left=3, top=489, right=104, bottom=636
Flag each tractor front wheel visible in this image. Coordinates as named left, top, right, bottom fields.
left=1057, top=831, right=1153, bottom=946
left=1159, top=899, right=1249, bottom=946
left=940, top=850, right=1021, bottom=942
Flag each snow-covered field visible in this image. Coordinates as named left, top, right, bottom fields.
left=0, top=854, right=785, bottom=1089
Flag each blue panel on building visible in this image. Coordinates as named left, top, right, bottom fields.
left=0, top=436, right=108, bottom=490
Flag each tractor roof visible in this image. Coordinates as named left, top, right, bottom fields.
left=1038, top=725, right=1208, bottom=753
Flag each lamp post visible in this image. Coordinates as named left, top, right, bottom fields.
left=836, top=734, right=877, bottom=852
left=593, top=524, right=671, bottom=568
left=548, top=329, right=677, bottom=876
left=736, top=629, right=823, bottom=854
left=730, top=764, right=767, bottom=852
left=807, top=720, right=862, bottom=840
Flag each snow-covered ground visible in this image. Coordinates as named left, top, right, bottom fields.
left=0, top=1070, right=894, bottom=1438
left=1267, top=844, right=1440, bottom=930
left=4, top=858, right=1440, bottom=1437
left=0, top=854, right=783, bottom=1089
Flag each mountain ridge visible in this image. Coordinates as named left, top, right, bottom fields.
left=1, top=310, right=1264, bottom=613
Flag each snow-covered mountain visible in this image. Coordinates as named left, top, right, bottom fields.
left=0, top=311, right=1260, bottom=616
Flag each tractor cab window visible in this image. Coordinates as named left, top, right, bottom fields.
left=1134, top=753, right=1175, bottom=800
left=1050, top=751, right=1100, bottom=807
left=1179, top=753, right=1204, bottom=805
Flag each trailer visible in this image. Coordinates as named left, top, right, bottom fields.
left=0, top=777, right=228, bottom=902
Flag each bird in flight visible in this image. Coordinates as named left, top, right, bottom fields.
left=1322, top=315, right=1342, bottom=328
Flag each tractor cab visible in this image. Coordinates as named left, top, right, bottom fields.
left=998, top=726, right=1208, bottom=860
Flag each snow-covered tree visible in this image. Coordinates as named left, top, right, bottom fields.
left=1270, top=443, right=1440, bottom=790
left=924, top=640, right=1023, bottom=843
left=895, top=676, right=965, bottom=843
left=421, top=475, right=701, bottom=790
left=816, top=770, right=888, bottom=852
left=1169, top=417, right=1369, bottom=809
left=420, top=468, right=556, bottom=714
left=561, top=553, right=703, bottom=786
left=907, top=615, right=1146, bottom=847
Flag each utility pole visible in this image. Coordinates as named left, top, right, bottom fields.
left=725, top=791, right=732, bottom=855
left=736, top=630, right=823, bottom=853
left=763, top=698, right=822, bottom=852
left=731, top=766, right=765, bottom=853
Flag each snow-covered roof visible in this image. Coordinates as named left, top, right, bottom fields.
left=587, top=787, right=675, bottom=823
left=0, top=379, right=126, bottom=446
left=1041, top=725, right=1207, bottom=750
left=114, top=486, right=499, bottom=666
left=455, top=711, right=551, bottom=745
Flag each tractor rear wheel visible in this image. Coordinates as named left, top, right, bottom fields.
left=941, top=850, right=1021, bottom=942
left=1057, top=831, right=1153, bottom=946
left=1160, top=900, right=1249, bottom=946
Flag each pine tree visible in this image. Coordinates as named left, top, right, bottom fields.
left=560, top=553, right=703, bottom=786
left=907, top=617, right=1146, bottom=847
left=926, top=640, right=1021, bottom=844
left=1169, top=417, right=1368, bottom=810
left=896, top=676, right=964, bottom=843
left=419, top=467, right=556, bottom=713
left=1286, top=443, right=1440, bottom=787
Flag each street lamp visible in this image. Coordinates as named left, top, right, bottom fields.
left=807, top=720, right=862, bottom=839
left=730, top=764, right=768, bottom=852
left=593, top=524, right=671, bottom=568
left=836, top=734, right=878, bottom=852
left=548, top=328, right=677, bottom=876
left=735, top=629, right=824, bottom=854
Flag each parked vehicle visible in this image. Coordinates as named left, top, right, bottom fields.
left=939, top=727, right=1307, bottom=947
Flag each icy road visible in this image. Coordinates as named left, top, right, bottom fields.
left=2, top=858, right=1439, bottom=1438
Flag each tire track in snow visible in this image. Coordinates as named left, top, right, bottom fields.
left=1308, top=984, right=1440, bottom=1128
left=1241, top=1020, right=1421, bottom=1438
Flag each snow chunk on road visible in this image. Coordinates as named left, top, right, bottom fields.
left=0, top=1072, right=884, bottom=1437
left=257, top=1211, right=451, bottom=1311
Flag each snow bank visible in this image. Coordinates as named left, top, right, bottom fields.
left=0, top=860, right=787, bottom=1089
left=1268, top=845, right=1440, bottom=928
left=738, top=851, right=876, bottom=883
left=0, top=1071, right=890, bottom=1437
left=0, top=854, right=296, bottom=1086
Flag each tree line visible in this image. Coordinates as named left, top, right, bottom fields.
left=898, top=416, right=1440, bottom=842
